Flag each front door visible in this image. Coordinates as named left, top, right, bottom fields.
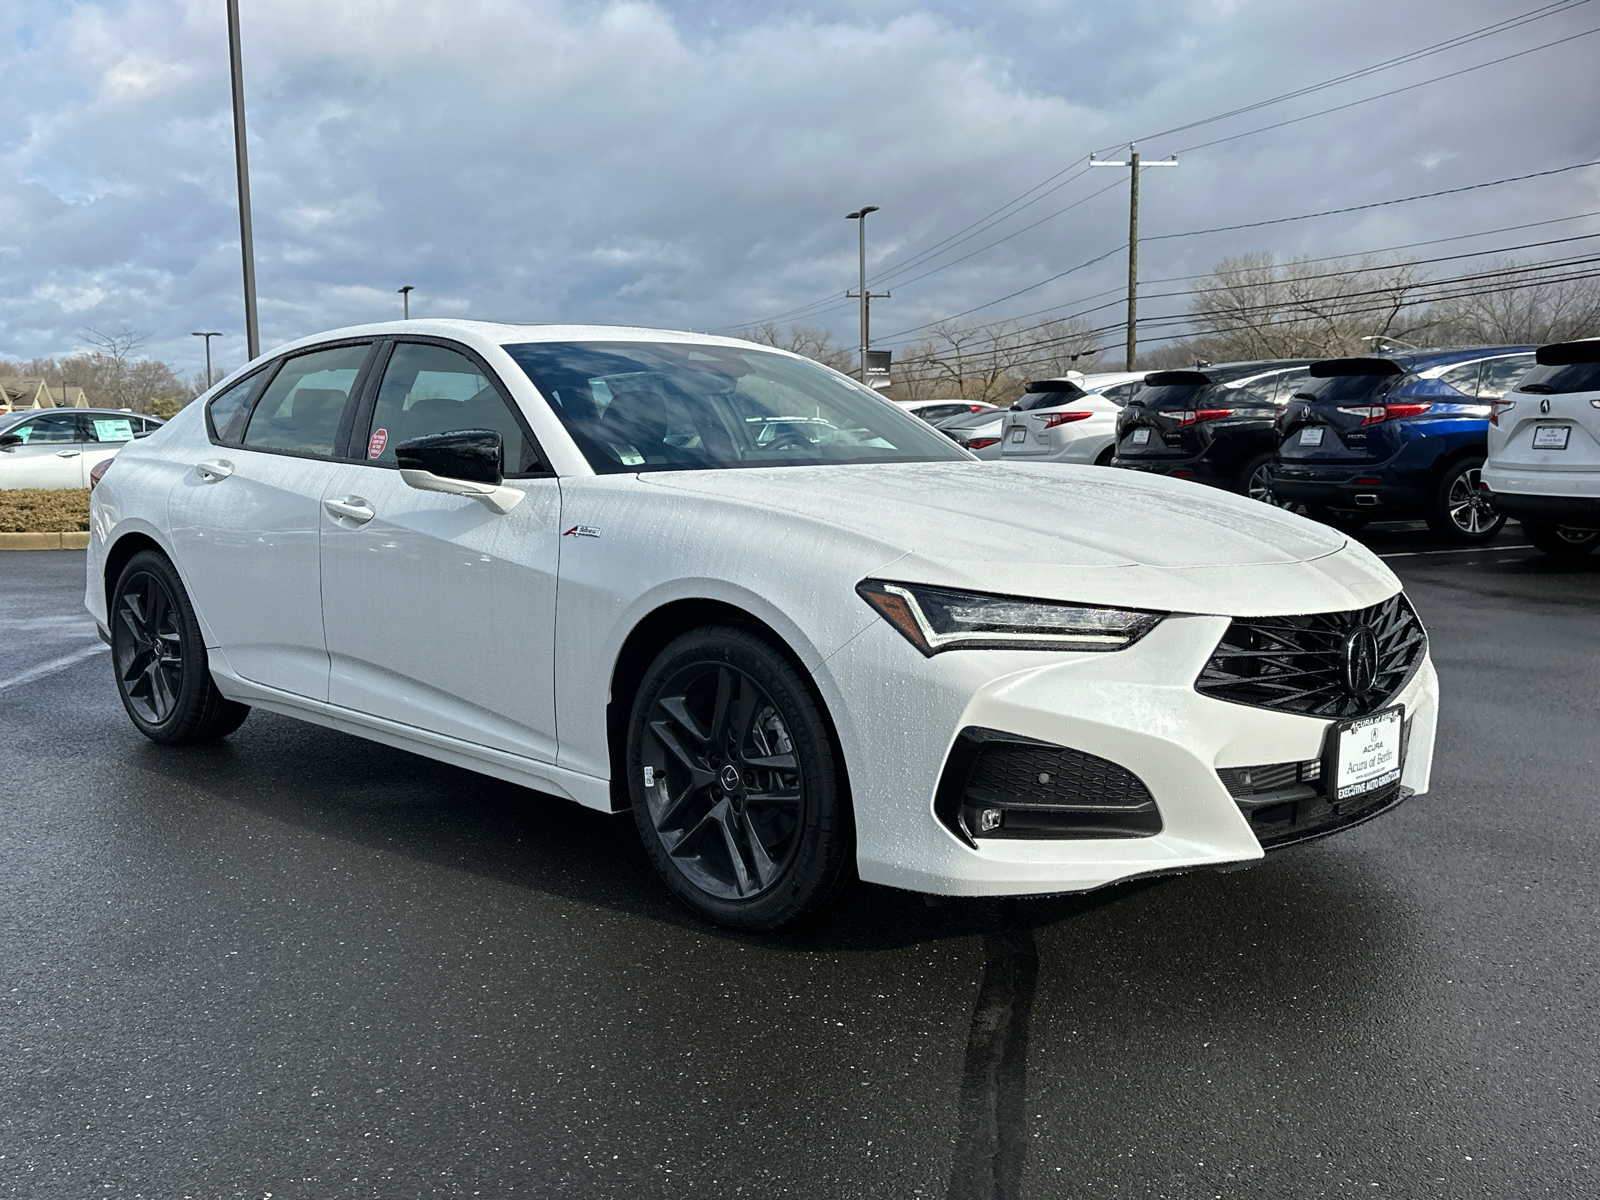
left=167, top=342, right=374, bottom=701
left=319, top=340, right=561, bottom=762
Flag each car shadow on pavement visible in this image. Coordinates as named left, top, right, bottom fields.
left=118, top=708, right=1415, bottom=966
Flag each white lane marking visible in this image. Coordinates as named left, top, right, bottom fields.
left=1380, top=544, right=1534, bottom=559
left=0, top=644, right=108, bottom=694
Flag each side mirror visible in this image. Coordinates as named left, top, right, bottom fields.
left=0, top=433, right=22, bottom=448
left=394, top=429, right=523, bottom=514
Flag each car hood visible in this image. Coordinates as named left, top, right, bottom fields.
left=644, top=461, right=1400, bottom=616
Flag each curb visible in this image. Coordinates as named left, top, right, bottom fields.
left=0, top=532, right=91, bottom=550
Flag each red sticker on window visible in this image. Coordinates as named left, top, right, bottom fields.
left=367, top=428, right=388, bottom=458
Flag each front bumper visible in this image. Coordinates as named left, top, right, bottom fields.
left=825, top=612, right=1438, bottom=897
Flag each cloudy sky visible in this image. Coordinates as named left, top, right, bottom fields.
left=2, top=0, right=1598, bottom=379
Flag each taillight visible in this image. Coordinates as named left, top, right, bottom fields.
left=89, top=458, right=113, bottom=491
left=1336, top=402, right=1434, bottom=426
left=1171, top=408, right=1233, bottom=428
left=966, top=437, right=999, bottom=450
left=1041, top=410, right=1094, bottom=429
left=969, top=405, right=984, bottom=413
left=1489, top=399, right=1515, bottom=426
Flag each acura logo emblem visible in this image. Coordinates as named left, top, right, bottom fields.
left=1540, top=397, right=1551, bottom=414
left=1343, top=626, right=1380, bottom=697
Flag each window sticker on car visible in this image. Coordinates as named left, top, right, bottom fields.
left=1130, top=428, right=1151, bottom=446
left=1531, top=425, right=1570, bottom=450
left=93, top=418, right=134, bottom=442
left=1299, top=427, right=1324, bottom=446
left=367, top=428, right=388, bottom=459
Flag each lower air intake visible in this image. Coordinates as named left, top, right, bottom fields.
left=935, top=727, right=1162, bottom=844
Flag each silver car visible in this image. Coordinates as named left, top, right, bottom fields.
left=0, top=408, right=165, bottom=489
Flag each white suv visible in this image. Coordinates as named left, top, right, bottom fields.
left=999, top=372, right=1146, bottom=466
left=1482, top=339, right=1600, bottom=557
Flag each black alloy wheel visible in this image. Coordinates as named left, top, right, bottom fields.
left=111, top=550, right=250, bottom=744
left=1426, top=458, right=1505, bottom=544
left=1521, top=518, right=1600, bottom=558
left=1238, top=452, right=1290, bottom=506
left=627, top=626, right=851, bottom=929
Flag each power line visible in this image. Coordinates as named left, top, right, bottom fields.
left=1174, top=23, right=1600, bottom=155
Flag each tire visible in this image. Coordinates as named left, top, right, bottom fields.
left=1237, top=452, right=1289, bottom=506
left=110, top=550, right=250, bottom=745
left=1306, top=505, right=1371, bottom=534
left=627, top=626, right=852, bottom=930
left=1425, top=457, right=1505, bottom=544
left=1521, top=518, right=1600, bottom=558
left=1094, top=445, right=1116, bottom=467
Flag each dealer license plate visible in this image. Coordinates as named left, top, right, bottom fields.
left=1330, top=706, right=1404, bottom=801
left=1009, top=427, right=1027, bottom=444
left=1532, top=425, right=1570, bottom=450
left=1130, top=428, right=1151, bottom=446
left=1299, top=426, right=1325, bottom=446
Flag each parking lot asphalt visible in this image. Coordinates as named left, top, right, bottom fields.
left=3, top=527, right=1598, bottom=1199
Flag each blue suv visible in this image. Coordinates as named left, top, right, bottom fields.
left=1272, top=346, right=1536, bottom=543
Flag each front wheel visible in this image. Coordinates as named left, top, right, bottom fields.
left=1521, top=518, right=1600, bottom=558
left=627, top=626, right=853, bottom=929
left=111, top=550, right=250, bottom=744
left=1426, top=458, right=1505, bottom=544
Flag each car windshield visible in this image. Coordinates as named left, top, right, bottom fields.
left=502, top=341, right=967, bottom=472
left=1015, top=389, right=1083, bottom=412
left=1292, top=374, right=1405, bottom=404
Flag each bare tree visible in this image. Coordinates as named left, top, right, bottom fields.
left=889, top=316, right=1104, bottom=404
left=1430, top=259, right=1600, bottom=344
left=70, top=327, right=185, bottom=412
left=738, top=322, right=856, bottom=374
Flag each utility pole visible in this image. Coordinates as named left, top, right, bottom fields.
left=192, top=331, right=222, bottom=389
left=845, top=207, right=886, bottom=382
left=399, top=285, right=415, bottom=319
left=226, top=0, right=260, bottom=361
left=1091, top=145, right=1178, bottom=370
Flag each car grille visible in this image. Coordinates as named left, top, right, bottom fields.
left=1219, top=753, right=1407, bottom=850
left=1194, top=593, right=1426, bottom=717
left=934, top=727, right=1161, bottom=842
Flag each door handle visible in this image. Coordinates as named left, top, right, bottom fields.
left=324, top=496, right=375, bottom=525
left=56, top=450, right=82, bottom=458
left=196, top=459, right=233, bottom=482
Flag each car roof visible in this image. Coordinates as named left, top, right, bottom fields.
left=1311, top=345, right=1537, bottom=375
left=1, top=407, right=159, bottom=424
left=259, top=319, right=790, bottom=362
left=1145, top=360, right=1314, bottom=387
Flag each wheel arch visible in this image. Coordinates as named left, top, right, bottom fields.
left=604, top=598, right=854, bottom=829
left=102, top=530, right=168, bottom=615
left=1425, top=438, right=1488, bottom=490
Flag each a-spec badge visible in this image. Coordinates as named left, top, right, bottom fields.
left=562, top=525, right=601, bottom=538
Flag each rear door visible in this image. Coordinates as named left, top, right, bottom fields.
left=167, top=342, right=375, bottom=701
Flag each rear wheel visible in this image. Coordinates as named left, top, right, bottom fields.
left=1093, top=445, right=1116, bottom=467
left=1426, top=457, right=1505, bottom=544
left=1237, top=452, right=1289, bottom=506
left=627, top=626, right=852, bottom=929
left=1521, top=518, right=1600, bottom=558
left=110, top=550, right=250, bottom=744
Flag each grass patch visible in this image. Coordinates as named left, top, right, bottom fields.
left=0, top=488, right=91, bottom=533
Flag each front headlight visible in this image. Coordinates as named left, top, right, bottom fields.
left=856, top=579, right=1165, bottom=655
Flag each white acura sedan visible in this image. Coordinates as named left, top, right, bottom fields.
left=86, top=321, right=1438, bottom=928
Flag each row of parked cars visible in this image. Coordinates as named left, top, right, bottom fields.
left=901, top=338, right=1600, bottom=555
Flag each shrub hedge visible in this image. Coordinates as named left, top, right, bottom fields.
left=0, top=488, right=92, bottom=533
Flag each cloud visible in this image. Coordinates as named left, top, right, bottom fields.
left=0, top=0, right=1597, bottom=375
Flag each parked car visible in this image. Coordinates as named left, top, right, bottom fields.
left=1272, top=346, right=1535, bottom=542
left=934, top=408, right=1006, bottom=459
left=1111, top=361, right=1314, bottom=499
left=1481, top=338, right=1600, bottom=557
left=0, top=408, right=164, bottom=489
left=88, top=320, right=1437, bottom=929
left=998, top=372, right=1147, bottom=467
left=894, top=398, right=1000, bottom=425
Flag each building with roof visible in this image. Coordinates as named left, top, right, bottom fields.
left=0, top=379, right=91, bottom=413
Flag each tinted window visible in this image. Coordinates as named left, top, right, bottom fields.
left=1517, top=361, right=1600, bottom=394
left=913, top=403, right=970, bottom=423
left=503, top=341, right=965, bottom=473
left=1437, top=362, right=1482, bottom=397
left=365, top=343, right=544, bottom=475
left=6, top=413, right=80, bottom=444
left=243, top=345, right=369, bottom=456
left=1099, top=382, right=1140, bottom=405
left=1224, top=375, right=1281, bottom=406
left=1016, top=390, right=1082, bottom=412
left=1131, top=383, right=1208, bottom=410
left=207, top=375, right=260, bottom=444
left=85, top=416, right=136, bottom=443
left=1292, top=373, right=1406, bottom=404
left=1270, top=368, right=1310, bottom=401
left=1477, top=354, right=1535, bottom=400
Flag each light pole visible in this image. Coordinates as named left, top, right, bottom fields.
left=1090, top=145, right=1179, bottom=370
left=845, top=207, right=884, bottom=382
left=399, top=285, right=415, bottom=319
left=225, top=0, right=260, bottom=361
left=192, top=331, right=222, bottom=390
